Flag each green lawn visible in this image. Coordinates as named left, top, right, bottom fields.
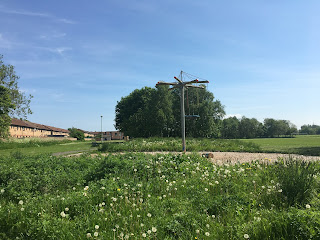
left=0, top=141, right=96, bottom=157
left=242, top=135, right=320, bottom=156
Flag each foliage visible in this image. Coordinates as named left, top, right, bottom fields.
left=0, top=85, right=14, bottom=138
left=0, top=153, right=319, bottom=239
left=68, top=127, right=85, bottom=140
left=99, top=137, right=261, bottom=153
left=300, top=124, right=320, bottom=135
left=272, top=159, right=319, bottom=206
left=115, top=85, right=225, bottom=138
left=0, top=55, right=33, bottom=119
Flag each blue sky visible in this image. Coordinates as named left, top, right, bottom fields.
left=1, top=0, right=320, bottom=131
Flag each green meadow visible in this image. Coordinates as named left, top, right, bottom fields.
left=242, top=135, right=320, bottom=156
left=1, top=153, right=320, bottom=239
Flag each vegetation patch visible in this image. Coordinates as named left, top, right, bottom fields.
left=1, top=153, right=319, bottom=239
left=99, top=137, right=261, bottom=153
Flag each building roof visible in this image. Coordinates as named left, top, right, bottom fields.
left=11, top=118, right=69, bottom=133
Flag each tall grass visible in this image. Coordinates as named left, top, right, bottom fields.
left=99, top=137, right=261, bottom=153
left=0, top=153, right=319, bottom=239
left=0, top=138, right=72, bottom=150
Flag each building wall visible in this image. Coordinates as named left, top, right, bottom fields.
left=9, top=125, right=68, bottom=138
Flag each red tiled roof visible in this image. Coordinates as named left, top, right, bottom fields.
left=11, top=118, right=69, bottom=133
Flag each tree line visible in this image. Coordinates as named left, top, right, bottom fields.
left=221, top=117, right=297, bottom=139
left=115, top=86, right=307, bottom=139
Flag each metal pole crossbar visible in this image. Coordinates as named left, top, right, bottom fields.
left=156, top=71, right=209, bottom=152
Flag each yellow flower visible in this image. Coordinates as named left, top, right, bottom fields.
left=117, top=188, right=121, bottom=191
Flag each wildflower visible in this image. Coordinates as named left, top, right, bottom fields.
left=196, top=229, right=200, bottom=233
left=205, top=232, right=210, bottom=236
left=142, top=233, right=147, bottom=237
left=119, top=232, right=124, bottom=237
left=204, top=188, right=208, bottom=192
left=65, top=207, right=69, bottom=212
left=18, top=200, right=24, bottom=205
left=244, top=234, right=249, bottom=239
left=215, top=181, right=219, bottom=184
left=101, top=186, right=105, bottom=190
left=0, top=189, right=4, bottom=193
left=141, top=223, right=144, bottom=227
left=94, top=232, right=99, bottom=237
left=115, top=224, right=119, bottom=229
left=306, top=204, right=311, bottom=209
left=134, top=169, right=137, bottom=172
left=117, top=188, right=121, bottom=191
left=60, top=211, right=66, bottom=217
left=147, top=213, right=152, bottom=217
left=278, top=189, right=283, bottom=193
left=152, top=227, right=157, bottom=232
left=84, top=186, right=89, bottom=191
left=147, top=230, right=151, bottom=234
left=95, top=225, right=99, bottom=230
left=212, top=215, right=215, bottom=218
left=86, top=233, right=92, bottom=238
left=21, top=208, right=25, bottom=211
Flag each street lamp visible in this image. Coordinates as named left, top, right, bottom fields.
left=101, top=115, right=103, bottom=143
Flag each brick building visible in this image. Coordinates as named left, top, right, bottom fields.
left=9, top=118, right=69, bottom=138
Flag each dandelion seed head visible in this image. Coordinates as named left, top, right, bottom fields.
left=86, top=233, right=92, bottom=238
left=94, top=232, right=99, bottom=237
left=152, top=227, right=157, bottom=232
left=205, top=232, right=210, bottom=236
left=306, top=204, right=311, bottom=209
left=18, top=200, right=24, bottom=205
left=244, top=233, right=250, bottom=239
left=95, top=225, right=99, bottom=230
left=60, top=211, right=66, bottom=217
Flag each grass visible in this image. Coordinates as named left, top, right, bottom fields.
left=0, top=139, right=96, bottom=157
left=99, top=138, right=261, bottom=153
left=0, top=153, right=319, bottom=239
left=242, top=135, right=320, bottom=156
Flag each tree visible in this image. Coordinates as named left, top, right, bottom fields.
left=221, top=117, right=240, bottom=139
left=68, top=127, right=85, bottom=140
left=115, top=85, right=225, bottom=138
left=0, top=86, right=15, bottom=138
left=0, top=55, right=33, bottom=118
left=239, top=117, right=264, bottom=139
left=115, top=87, right=157, bottom=137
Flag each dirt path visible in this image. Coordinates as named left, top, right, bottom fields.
left=64, top=151, right=319, bottom=164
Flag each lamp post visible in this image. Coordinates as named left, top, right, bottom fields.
left=100, top=115, right=103, bottom=143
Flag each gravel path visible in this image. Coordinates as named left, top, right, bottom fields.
left=65, top=151, right=320, bottom=164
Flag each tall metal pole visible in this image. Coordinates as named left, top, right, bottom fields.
left=101, top=115, right=103, bottom=143
left=181, top=85, right=186, bottom=152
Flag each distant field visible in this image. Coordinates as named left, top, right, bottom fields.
left=242, top=135, right=320, bottom=156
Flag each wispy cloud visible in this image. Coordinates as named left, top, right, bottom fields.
left=0, top=6, right=76, bottom=24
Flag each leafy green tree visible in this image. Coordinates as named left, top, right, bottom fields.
left=0, top=55, right=33, bottom=118
left=68, top=127, right=85, bottom=140
left=221, top=117, right=240, bottom=139
left=239, top=117, right=264, bottom=139
left=300, top=124, right=320, bottom=135
left=115, top=85, right=225, bottom=138
left=115, top=87, right=157, bottom=137
left=0, top=86, right=15, bottom=138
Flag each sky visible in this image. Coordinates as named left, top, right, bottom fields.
left=1, top=0, right=320, bottom=131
